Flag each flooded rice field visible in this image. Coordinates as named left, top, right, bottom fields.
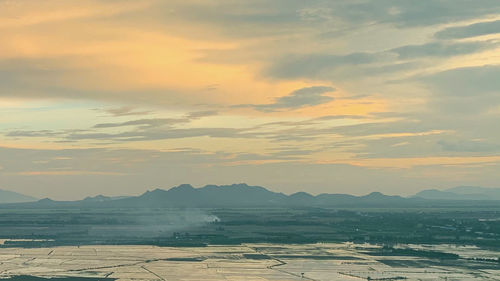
left=0, top=243, right=499, bottom=280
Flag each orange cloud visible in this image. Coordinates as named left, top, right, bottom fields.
left=15, top=170, right=127, bottom=176
left=318, top=156, right=500, bottom=169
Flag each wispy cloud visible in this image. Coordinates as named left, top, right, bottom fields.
left=98, top=106, right=152, bottom=117
left=93, top=118, right=188, bottom=129
left=15, top=170, right=127, bottom=176
left=237, top=86, right=335, bottom=112
left=435, top=19, right=500, bottom=39
left=391, top=41, right=496, bottom=59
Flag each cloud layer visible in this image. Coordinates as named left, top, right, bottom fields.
left=1, top=0, right=500, bottom=198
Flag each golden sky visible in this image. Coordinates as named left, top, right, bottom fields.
left=1, top=0, right=500, bottom=199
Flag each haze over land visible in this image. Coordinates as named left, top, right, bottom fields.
left=1, top=1, right=500, bottom=199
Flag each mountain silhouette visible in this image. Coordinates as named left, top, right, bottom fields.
left=5, top=184, right=500, bottom=209
left=116, top=183, right=288, bottom=207
left=414, top=186, right=500, bottom=200
left=0, top=189, right=37, bottom=204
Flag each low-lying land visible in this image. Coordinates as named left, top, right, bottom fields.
left=0, top=207, right=499, bottom=249
left=1, top=201, right=499, bottom=280
left=0, top=243, right=499, bottom=280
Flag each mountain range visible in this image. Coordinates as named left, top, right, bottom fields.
left=4, top=184, right=500, bottom=209
left=0, top=189, right=37, bottom=204
left=414, top=186, right=500, bottom=201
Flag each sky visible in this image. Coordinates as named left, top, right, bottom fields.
left=1, top=0, right=500, bottom=200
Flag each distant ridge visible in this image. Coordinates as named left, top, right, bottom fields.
left=2, top=183, right=418, bottom=208
left=414, top=186, right=500, bottom=200
left=4, top=184, right=500, bottom=209
left=83, top=195, right=131, bottom=202
left=117, top=183, right=288, bottom=207
left=0, top=189, right=37, bottom=203
left=109, top=184, right=414, bottom=208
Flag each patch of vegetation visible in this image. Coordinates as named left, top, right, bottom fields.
left=367, top=246, right=459, bottom=259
